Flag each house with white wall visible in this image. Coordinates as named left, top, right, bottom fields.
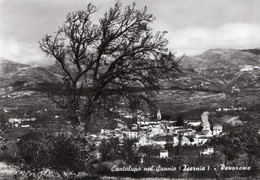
left=200, top=146, right=214, bottom=155
left=160, top=150, right=169, bottom=158
left=213, top=124, right=223, bottom=136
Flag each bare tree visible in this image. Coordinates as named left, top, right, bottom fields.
left=39, top=2, right=180, bottom=130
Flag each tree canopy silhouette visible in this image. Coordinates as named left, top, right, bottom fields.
left=39, top=2, right=180, bottom=130
left=176, top=114, right=184, bottom=126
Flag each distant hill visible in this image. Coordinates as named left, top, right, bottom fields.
left=241, top=48, right=260, bottom=55
left=178, top=49, right=260, bottom=92
left=0, top=58, right=60, bottom=90
left=0, top=58, right=30, bottom=78
left=1, top=48, right=260, bottom=116
left=181, top=48, right=260, bottom=69
left=1, top=48, right=260, bottom=94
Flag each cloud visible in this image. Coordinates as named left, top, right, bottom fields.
left=1, top=0, right=260, bottom=64
left=168, top=23, right=260, bottom=56
left=1, top=23, right=260, bottom=66
left=0, top=38, right=52, bottom=66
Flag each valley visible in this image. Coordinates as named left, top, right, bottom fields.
left=0, top=48, right=260, bottom=179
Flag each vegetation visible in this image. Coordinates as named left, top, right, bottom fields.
left=15, top=133, right=49, bottom=179
left=176, top=114, right=184, bottom=126
left=99, top=138, right=120, bottom=162
left=213, top=122, right=260, bottom=163
left=14, top=133, right=96, bottom=179
left=0, top=111, right=10, bottom=133
left=39, top=1, right=180, bottom=130
left=120, top=139, right=139, bottom=164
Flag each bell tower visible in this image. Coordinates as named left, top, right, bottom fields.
left=157, top=109, right=161, bottom=120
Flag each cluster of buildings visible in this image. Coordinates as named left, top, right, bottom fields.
left=89, top=109, right=223, bottom=159
left=4, top=103, right=225, bottom=160
left=1, top=90, right=35, bottom=99
left=216, top=106, right=246, bottom=112
left=8, top=117, right=36, bottom=127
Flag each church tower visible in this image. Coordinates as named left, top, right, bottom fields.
left=157, top=109, right=161, bottom=120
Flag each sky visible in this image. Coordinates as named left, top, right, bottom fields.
left=0, top=0, right=260, bottom=66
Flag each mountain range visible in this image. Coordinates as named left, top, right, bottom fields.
left=0, top=58, right=60, bottom=91
left=1, top=48, right=260, bottom=95
left=162, top=48, right=260, bottom=93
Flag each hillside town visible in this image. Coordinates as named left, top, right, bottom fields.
left=3, top=97, right=253, bottom=164
left=86, top=109, right=224, bottom=159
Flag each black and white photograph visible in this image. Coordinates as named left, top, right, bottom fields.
left=0, top=0, right=260, bottom=179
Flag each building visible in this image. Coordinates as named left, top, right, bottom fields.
left=187, top=121, right=202, bottom=128
left=9, top=118, right=36, bottom=127
left=200, top=147, right=214, bottom=155
left=157, top=109, right=161, bottom=120
left=191, top=136, right=211, bottom=146
left=131, top=124, right=138, bottom=130
left=137, top=120, right=160, bottom=126
left=213, top=124, right=223, bottom=136
left=160, top=150, right=169, bottom=158
left=174, top=128, right=196, bottom=137
left=125, top=130, right=138, bottom=139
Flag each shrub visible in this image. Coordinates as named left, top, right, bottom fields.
left=15, top=133, right=49, bottom=179
left=0, top=152, right=18, bottom=164
left=48, top=134, right=85, bottom=178
left=15, top=132, right=95, bottom=179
